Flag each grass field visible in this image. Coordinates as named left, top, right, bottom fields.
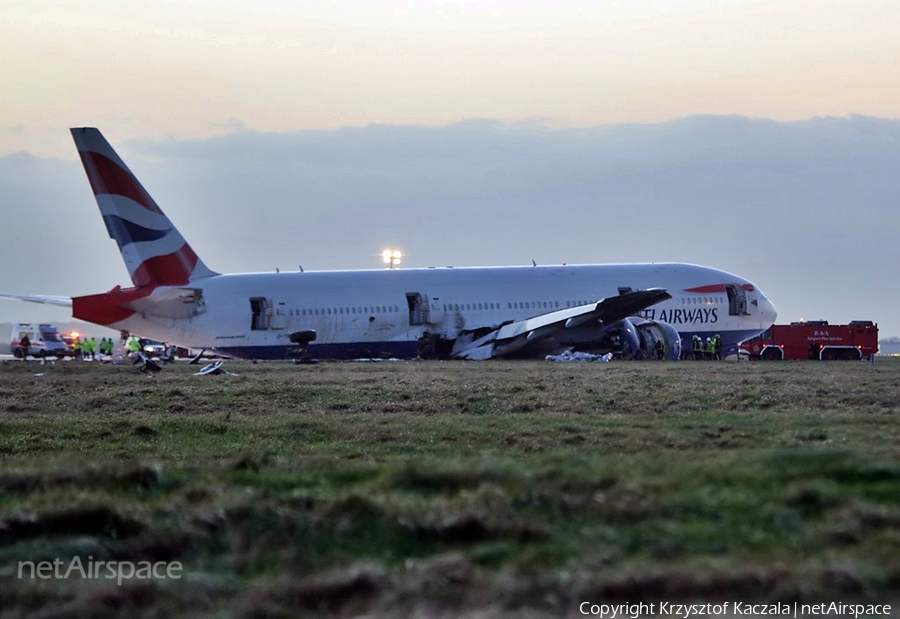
left=1, top=357, right=899, bottom=617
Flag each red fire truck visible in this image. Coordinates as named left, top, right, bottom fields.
left=740, top=320, right=878, bottom=360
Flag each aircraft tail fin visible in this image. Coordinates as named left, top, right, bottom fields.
left=70, top=127, right=218, bottom=287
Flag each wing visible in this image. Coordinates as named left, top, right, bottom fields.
left=0, top=293, right=73, bottom=307
left=451, top=288, right=671, bottom=360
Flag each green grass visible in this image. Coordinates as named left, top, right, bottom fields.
left=1, top=358, right=899, bottom=617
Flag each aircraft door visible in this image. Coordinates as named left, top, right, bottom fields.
left=406, top=293, right=430, bottom=326
left=250, top=298, right=269, bottom=330
left=270, top=300, right=288, bottom=330
left=250, top=298, right=288, bottom=330
left=725, top=285, right=746, bottom=316
left=429, top=296, right=445, bottom=326
left=744, top=287, right=758, bottom=315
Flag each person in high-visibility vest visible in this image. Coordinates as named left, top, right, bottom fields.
left=692, top=334, right=702, bottom=360
left=125, top=336, right=143, bottom=363
left=73, top=337, right=83, bottom=360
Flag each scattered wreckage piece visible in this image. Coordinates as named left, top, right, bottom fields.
left=194, top=360, right=238, bottom=376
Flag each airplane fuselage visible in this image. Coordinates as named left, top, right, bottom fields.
left=107, top=262, right=776, bottom=359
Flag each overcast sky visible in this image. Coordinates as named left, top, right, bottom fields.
left=4, top=0, right=899, bottom=158
left=2, top=1, right=899, bottom=337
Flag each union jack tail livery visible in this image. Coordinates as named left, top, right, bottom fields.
left=71, top=128, right=217, bottom=287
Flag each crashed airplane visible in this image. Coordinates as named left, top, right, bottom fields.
left=0, top=128, right=776, bottom=360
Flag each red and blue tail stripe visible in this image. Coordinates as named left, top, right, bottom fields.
left=71, top=128, right=217, bottom=287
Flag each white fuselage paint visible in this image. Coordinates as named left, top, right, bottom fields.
left=112, top=262, right=777, bottom=359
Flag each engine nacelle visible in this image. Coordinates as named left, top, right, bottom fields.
left=604, top=317, right=681, bottom=360
left=634, top=318, right=682, bottom=360
left=546, top=316, right=682, bottom=360
left=610, top=317, right=641, bottom=358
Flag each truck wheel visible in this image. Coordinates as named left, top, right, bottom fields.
left=13, top=349, right=22, bottom=359
left=761, top=347, right=783, bottom=361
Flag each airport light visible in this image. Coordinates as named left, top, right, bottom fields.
left=382, top=249, right=402, bottom=269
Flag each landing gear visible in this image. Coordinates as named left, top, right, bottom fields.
left=288, top=331, right=318, bottom=364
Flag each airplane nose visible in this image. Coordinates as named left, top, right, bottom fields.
left=758, top=295, right=777, bottom=326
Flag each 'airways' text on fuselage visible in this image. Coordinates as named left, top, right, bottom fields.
left=639, top=307, right=719, bottom=324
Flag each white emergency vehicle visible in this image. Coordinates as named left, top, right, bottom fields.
left=10, top=324, right=69, bottom=359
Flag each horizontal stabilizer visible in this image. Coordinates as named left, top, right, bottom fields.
left=124, top=287, right=206, bottom=319
left=0, top=293, right=72, bottom=307
left=72, top=285, right=206, bottom=326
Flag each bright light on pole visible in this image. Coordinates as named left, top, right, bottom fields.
left=382, top=249, right=402, bottom=269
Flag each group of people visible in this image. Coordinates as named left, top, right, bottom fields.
left=691, top=334, right=722, bottom=360
left=73, top=337, right=116, bottom=360
left=15, top=332, right=179, bottom=363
